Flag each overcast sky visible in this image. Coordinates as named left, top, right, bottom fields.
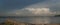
left=0, top=0, right=60, bottom=16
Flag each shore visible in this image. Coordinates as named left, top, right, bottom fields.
left=0, top=19, right=60, bottom=25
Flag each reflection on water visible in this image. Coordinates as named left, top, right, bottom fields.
left=0, top=16, right=60, bottom=24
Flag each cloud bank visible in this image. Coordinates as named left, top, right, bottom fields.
left=6, top=8, right=56, bottom=16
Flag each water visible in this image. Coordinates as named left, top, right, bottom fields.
left=0, top=16, right=60, bottom=24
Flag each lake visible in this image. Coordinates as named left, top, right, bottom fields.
left=0, top=16, right=60, bottom=24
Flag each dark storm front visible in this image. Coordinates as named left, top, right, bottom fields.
left=0, top=16, right=60, bottom=24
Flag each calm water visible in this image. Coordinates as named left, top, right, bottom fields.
left=0, top=16, right=60, bottom=24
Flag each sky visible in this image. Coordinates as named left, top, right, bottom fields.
left=0, top=0, right=60, bottom=16
left=0, top=0, right=60, bottom=24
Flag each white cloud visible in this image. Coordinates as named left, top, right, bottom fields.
left=7, top=8, right=56, bottom=16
